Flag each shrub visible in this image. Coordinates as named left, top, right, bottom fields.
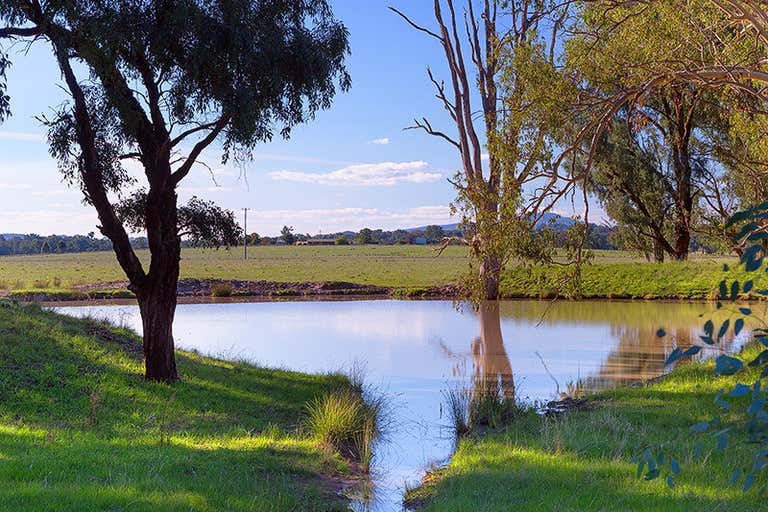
left=210, top=282, right=234, bottom=297
left=305, top=388, right=384, bottom=473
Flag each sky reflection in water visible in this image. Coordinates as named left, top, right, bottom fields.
left=55, top=299, right=749, bottom=511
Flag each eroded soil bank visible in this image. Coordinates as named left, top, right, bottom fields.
left=3, top=278, right=467, bottom=302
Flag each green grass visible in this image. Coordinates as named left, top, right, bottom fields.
left=502, top=260, right=762, bottom=299
left=0, top=245, right=468, bottom=290
left=0, top=301, right=355, bottom=511
left=305, top=388, right=384, bottom=473
left=407, top=344, right=768, bottom=511
left=0, top=246, right=749, bottom=299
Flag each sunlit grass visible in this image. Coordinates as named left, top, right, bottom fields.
left=410, top=342, right=768, bottom=511
left=0, top=246, right=751, bottom=299
left=0, top=301, right=352, bottom=511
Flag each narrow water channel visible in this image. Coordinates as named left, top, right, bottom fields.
left=55, top=299, right=750, bottom=511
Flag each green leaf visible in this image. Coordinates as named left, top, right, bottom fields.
left=644, top=468, right=660, bottom=481
left=656, top=328, right=666, bottom=338
left=731, top=281, right=740, bottom=301
left=735, top=318, right=745, bottom=336
left=683, top=346, right=701, bottom=356
left=726, top=209, right=752, bottom=228
left=731, top=468, right=743, bottom=486
left=730, top=384, right=751, bottom=397
left=704, top=319, right=714, bottom=336
left=744, top=472, right=755, bottom=492
left=666, top=475, right=675, bottom=489
left=744, top=280, right=754, bottom=293
left=741, top=245, right=763, bottom=271
left=699, top=335, right=715, bottom=345
left=746, top=256, right=763, bottom=272
left=739, top=307, right=752, bottom=316
left=748, top=350, right=768, bottom=368
left=747, top=397, right=766, bottom=416
left=716, top=433, right=728, bottom=451
left=717, top=319, right=730, bottom=341
left=669, top=459, right=680, bottom=475
left=665, top=348, right=683, bottom=366
left=715, top=355, right=743, bottom=376
left=690, top=421, right=709, bottom=433
left=694, top=441, right=703, bottom=461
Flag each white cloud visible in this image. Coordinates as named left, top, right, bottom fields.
left=0, top=131, right=46, bottom=142
left=191, top=147, right=357, bottom=167
left=369, top=137, right=391, bottom=145
left=31, top=189, right=76, bottom=197
left=268, top=161, right=442, bottom=186
left=0, top=182, right=32, bottom=190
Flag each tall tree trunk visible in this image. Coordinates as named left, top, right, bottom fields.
left=672, top=222, right=690, bottom=261
left=653, top=238, right=665, bottom=263
left=135, top=182, right=181, bottom=383
left=137, top=274, right=179, bottom=383
left=479, top=254, right=501, bottom=300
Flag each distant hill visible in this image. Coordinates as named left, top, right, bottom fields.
left=404, top=223, right=461, bottom=233
left=404, top=213, right=575, bottom=233
left=0, top=234, right=26, bottom=240
left=535, top=212, right=576, bottom=229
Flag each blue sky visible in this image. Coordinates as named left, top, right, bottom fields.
left=0, top=1, right=593, bottom=236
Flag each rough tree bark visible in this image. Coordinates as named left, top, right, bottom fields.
left=134, top=186, right=181, bottom=382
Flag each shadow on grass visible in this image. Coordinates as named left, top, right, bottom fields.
left=0, top=304, right=349, bottom=512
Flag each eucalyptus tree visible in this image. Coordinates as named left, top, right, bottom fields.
left=392, top=0, right=577, bottom=300
left=567, top=1, right=758, bottom=261
left=0, top=1, right=350, bottom=382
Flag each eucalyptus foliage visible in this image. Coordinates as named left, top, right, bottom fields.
left=635, top=202, right=768, bottom=491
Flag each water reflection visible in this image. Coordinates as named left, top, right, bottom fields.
left=53, top=299, right=753, bottom=512
left=472, top=302, right=515, bottom=400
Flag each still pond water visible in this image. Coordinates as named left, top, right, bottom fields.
left=56, top=299, right=749, bottom=511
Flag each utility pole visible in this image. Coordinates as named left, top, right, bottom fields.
left=243, top=208, right=249, bottom=260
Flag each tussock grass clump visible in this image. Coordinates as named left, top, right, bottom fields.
left=306, top=387, right=386, bottom=473
left=210, top=281, right=234, bottom=297
left=468, top=379, right=525, bottom=429
left=32, top=279, right=50, bottom=289
left=444, top=378, right=526, bottom=438
left=444, top=387, right=470, bottom=437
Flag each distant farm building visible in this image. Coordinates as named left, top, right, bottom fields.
left=412, top=237, right=428, bottom=245
left=296, top=238, right=335, bottom=246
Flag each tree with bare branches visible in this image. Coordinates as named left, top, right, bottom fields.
left=392, top=0, right=577, bottom=300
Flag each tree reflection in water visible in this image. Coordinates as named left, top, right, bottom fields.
left=445, top=301, right=519, bottom=431
left=445, top=301, right=748, bottom=423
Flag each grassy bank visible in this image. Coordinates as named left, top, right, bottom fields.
left=0, top=301, right=355, bottom=511
left=502, top=259, right=761, bottom=299
left=406, top=344, right=767, bottom=511
left=0, top=246, right=750, bottom=300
